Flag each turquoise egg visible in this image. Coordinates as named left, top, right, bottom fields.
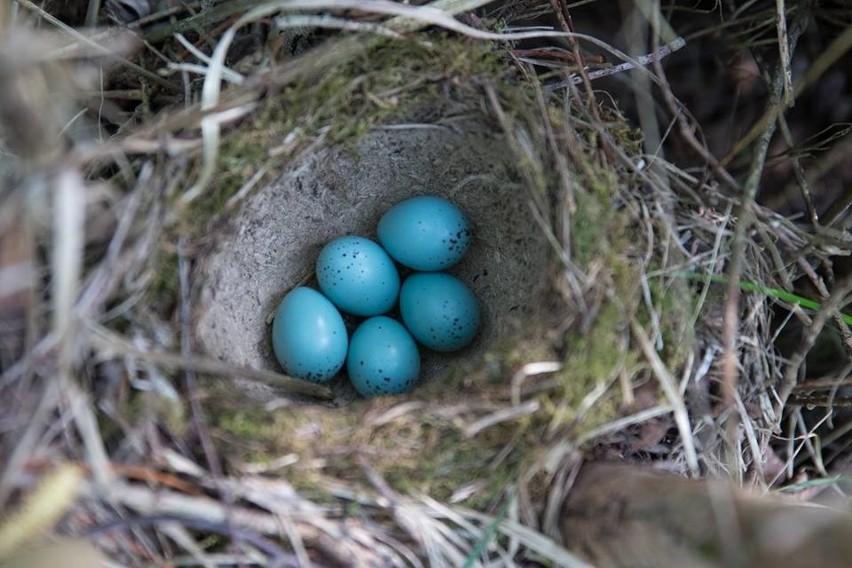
left=347, top=316, right=420, bottom=397
left=377, top=196, right=471, bottom=271
left=400, top=272, right=480, bottom=352
left=271, top=287, right=348, bottom=383
left=316, top=236, right=400, bottom=317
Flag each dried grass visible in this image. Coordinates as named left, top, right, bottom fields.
left=2, top=0, right=851, bottom=566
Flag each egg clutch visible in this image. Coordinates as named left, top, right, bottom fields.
left=271, top=196, right=480, bottom=397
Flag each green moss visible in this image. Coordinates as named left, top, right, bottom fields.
left=180, top=35, right=503, bottom=238
left=142, top=247, right=179, bottom=316
left=570, top=189, right=613, bottom=268
left=646, top=265, right=697, bottom=368
left=377, top=424, right=522, bottom=510
left=208, top=366, right=544, bottom=510
left=553, top=300, right=630, bottom=433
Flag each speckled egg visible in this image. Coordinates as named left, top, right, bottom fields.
left=399, top=272, right=480, bottom=352
left=316, top=236, right=400, bottom=317
left=347, top=316, right=420, bottom=397
left=377, top=196, right=471, bottom=271
left=271, top=287, right=348, bottom=383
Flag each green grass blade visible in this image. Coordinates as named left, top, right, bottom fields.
left=676, top=272, right=852, bottom=326
left=462, top=494, right=512, bottom=568
left=776, top=475, right=852, bottom=493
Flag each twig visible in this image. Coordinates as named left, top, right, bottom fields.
left=775, top=0, right=793, bottom=105
left=275, top=13, right=404, bottom=38
left=14, top=0, right=178, bottom=91
left=107, top=485, right=271, bottom=535
left=775, top=272, right=852, bottom=418
left=76, top=165, right=150, bottom=318
left=64, top=376, right=115, bottom=491
left=178, top=236, right=222, bottom=479
left=52, top=169, right=84, bottom=358
left=51, top=169, right=114, bottom=492
left=511, top=362, right=562, bottom=407
left=721, top=5, right=848, bottom=167
left=776, top=113, right=818, bottom=224
left=512, top=47, right=584, bottom=64
left=575, top=405, right=674, bottom=446
left=623, top=9, right=674, bottom=209
left=85, top=320, right=334, bottom=399
left=795, top=258, right=852, bottom=352
left=463, top=401, right=541, bottom=436
left=650, top=42, right=740, bottom=191
left=778, top=128, right=852, bottom=226
left=0, top=382, right=61, bottom=507
left=719, top=7, right=809, bottom=462
left=86, top=514, right=296, bottom=567
left=545, top=36, right=687, bottom=89
left=549, top=0, right=612, bottom=162
left=182, top=234, right=249, bottom=563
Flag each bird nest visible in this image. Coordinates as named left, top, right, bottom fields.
left=2, top=2, right=846, bottom=566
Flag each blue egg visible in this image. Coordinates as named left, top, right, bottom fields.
left=271, top=287, right=348, bottom=383
left=316, top=236, right=400, bottom=317
left=377, top=196, right=471, bottom=271
left=347, top=316, right=420, bottom=397
left=400, top=272, right=480, bottom=352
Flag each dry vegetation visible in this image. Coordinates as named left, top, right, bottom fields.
left=1, top=1, right=851, bottom=567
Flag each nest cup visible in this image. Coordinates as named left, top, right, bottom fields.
left=196, top=117, right=551, bottom=400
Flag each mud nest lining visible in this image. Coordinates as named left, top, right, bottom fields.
left=197, top=118, right=550, bottom=401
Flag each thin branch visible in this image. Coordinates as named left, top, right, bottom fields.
left=14, top=0, right=178, bottom=91
left=775, top=0, right=793, bottom=105
left=178, top=236, right=222, bottom=480
left=651, top=44, right=740, bottom=191
left=775, top=272, right=852, bottom=417
left=719, top=8, right=810, bottom=470
left=545, top=36, right=687, bottom=89
left=721, top=7, right=849, bottom=167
